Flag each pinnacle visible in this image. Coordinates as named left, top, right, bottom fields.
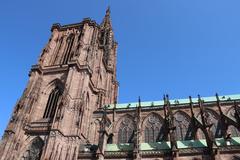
left=101, top=6, right=112, bottom=29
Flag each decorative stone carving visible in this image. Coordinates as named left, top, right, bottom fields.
left=174, top=112, right=191, bottom=141
left=21, top=137, right=44, bottom=160
left=144, top=114, right=163, bottom=143
left=118, top=116, right=134, bottom=143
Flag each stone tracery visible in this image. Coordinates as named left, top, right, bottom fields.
left=144, top=113, right=163, bottom=143
left=118, top=116, right=134, bottom=143
left=174, top=111, right=191, bottom=141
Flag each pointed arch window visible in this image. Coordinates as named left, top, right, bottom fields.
left=62, top=34, right=75, bottom=64
left=204, top=110, right=219, bottom=137
left=52, top=37, right=63, bottom=65
left=118, top=117, right=134, bottom=143
left=43, top=87, right=62, bottom=121
left=144, top=114, right=162, bottom=143
left=196, top=110, right=220, bottom=138
left=174, top=112, right=190, bottom=141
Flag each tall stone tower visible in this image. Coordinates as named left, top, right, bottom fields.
left=0, top=8, right=118, bottom=160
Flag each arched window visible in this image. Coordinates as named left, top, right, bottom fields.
left=118, top=116, right=134, bottom=143
left=52, top=37, right=63, bottom=65
left=144, top=114, right=162, bottom=143
left=196, top=110, right=220, bottom=138
left=174, top=112, right=190, bottom=141
left=62, top=34, right=74, bottom=64
left=204, top=110, right=219, bottom=137
left=43, top=87, right=62, bottom=121
left=21, top=137, right=44, bottom=160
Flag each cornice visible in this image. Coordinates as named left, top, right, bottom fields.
left=30, top=60, right=93, bottom=76
left=51, top=18, right=100, bottom=32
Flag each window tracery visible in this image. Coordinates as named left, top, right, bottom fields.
left=204, top=110, right=219, bottom=137
left=174, top=112, right=190, bottom=140
left=196, top=110, right=219, bottom=138
left=144, top=114, right=162, bottom=143
left=62, top=34, right=75, bottom=64
left=43, top=87, right=62, bottom=121
left=118, top=116, right=134, bottom=143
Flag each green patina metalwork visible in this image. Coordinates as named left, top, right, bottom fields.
left=105, top=137, right=240, bottom=151
left=106, top=143, right=133, bottom=152
left=176, top=139, right=207, bottom=149
left=140, top=142, right=171, bottom=150
left=106, top=94, right=240, bottom=109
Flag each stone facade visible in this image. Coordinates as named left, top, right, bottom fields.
left=0, top=8, right=118, bottom=160
left=1, top=8, right=240, bottom=160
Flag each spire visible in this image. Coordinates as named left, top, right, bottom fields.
left=106, top=6, right=110, bottom=17
left=101, top=6, right=112, bottom=29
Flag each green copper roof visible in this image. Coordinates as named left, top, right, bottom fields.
left=105, top=137, right=240, bottom=152
left=213, top=137, right=240, bottom=147
left=140, top=142, right=171, bottom=150
left=177, top=139, right=207, bottom=149
left=105, top=143, right=133, bottom=152
left=106, top=94, right=240, bottom=109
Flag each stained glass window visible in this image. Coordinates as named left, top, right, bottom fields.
left=118, top=116, right=134, bottom=143
left=174, top=112, right=190, bottom=140
left=144, top=114, right=162, bottom=143
left=196, top=110, right=219, bottom=138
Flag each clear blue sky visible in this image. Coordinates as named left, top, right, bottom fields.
left=1, top=0, right=240, bottom=137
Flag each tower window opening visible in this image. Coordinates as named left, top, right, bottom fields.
left=43, top=87, right=62, bottom=121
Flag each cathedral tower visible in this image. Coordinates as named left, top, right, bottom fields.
left=0, top=8, right=118, bottom=160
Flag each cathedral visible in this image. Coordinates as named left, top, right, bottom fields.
left=1, top=8, right=240, bottom=160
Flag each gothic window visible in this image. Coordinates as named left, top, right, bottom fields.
left=196, top=110, right=219, bottom=138
left=205, top=110, right=219, bottom=137
left=144, top=114, right=162, bottom=143
left=62, top=34, right=75, bottom=64
left=118, top=116, right=134, bottom=143
left=21, top=137, right=44, bottom=160
left=174, top=112, right=190, bottom=141
left=43, top=87, right=62, bottom=121
left=228, top=125, right=240, bottom=137
left=52, top=37, right=63, bottom=65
